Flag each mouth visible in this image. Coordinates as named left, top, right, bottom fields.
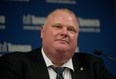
left=56, top=39, right=69, bottom=44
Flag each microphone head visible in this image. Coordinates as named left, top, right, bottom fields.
left=93, top=49, right=102, bottom=56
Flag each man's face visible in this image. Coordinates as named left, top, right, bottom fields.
left=41, top=10, right=79, bottom=58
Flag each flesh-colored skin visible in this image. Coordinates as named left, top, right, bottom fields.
left=41, top=9, right=79, bottom=67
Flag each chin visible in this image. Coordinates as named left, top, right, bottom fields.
left=55, top=47, right=69, bottom=52
left=53, top=43, right=70, bottom=51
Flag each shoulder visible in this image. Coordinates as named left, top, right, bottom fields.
left=73, top=52, right=102, bottom=63
left=0, top=48, right=41, bottom=62
left=74, top=52, right=98, bottom=58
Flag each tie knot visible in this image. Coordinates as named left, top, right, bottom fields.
left=50, top=66, right=65, bottom=74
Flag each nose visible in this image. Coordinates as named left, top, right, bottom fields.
left=60, top=27, right=68, bottom=37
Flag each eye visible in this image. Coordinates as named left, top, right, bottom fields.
left=68, top=26, right=77, bottom=33
left=52, top=24, right=62, bottom=29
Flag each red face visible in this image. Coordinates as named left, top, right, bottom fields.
left=41, top=10, right=79, bottom=63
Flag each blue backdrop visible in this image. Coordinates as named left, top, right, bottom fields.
left=0, top=0, right=116, bottom=76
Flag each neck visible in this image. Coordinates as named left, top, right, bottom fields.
left=53, top=62, right=64, bottom=67
left=51, top=58, right=69, bottom=67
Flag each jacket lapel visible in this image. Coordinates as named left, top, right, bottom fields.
left=29, top=48, right=87, bottom=79
left=71, top=53, right=86, bottom=79
left=29, top=48, right=50, bottom=79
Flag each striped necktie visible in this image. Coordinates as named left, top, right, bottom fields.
left=50, top=66, right=66, bottom=79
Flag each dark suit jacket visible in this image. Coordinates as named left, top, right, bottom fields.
left=0, top=48, right=115, bottom=79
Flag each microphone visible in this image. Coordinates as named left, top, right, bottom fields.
left=93, top=49, right=116, bottom=62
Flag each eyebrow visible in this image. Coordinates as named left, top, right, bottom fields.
left=52, top=23, right=76, bottom=27
left=52, top=23, right=77, bottom=32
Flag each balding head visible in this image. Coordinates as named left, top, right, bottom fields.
left=44, top=8, right=79, bottom=29
left=41, top=8, right=79, bottom=67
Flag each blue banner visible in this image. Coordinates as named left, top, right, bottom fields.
left=0, top=0, right=116, bottom=75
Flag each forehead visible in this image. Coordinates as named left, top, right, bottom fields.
left=48, top=10, right=77, bottom=20
left=46, top=10, right=79, bottom=27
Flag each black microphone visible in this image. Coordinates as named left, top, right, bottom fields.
left=93, top=49, right=116, bottom=62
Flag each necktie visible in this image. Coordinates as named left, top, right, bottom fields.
left=50, top=66, right=66, bottom=79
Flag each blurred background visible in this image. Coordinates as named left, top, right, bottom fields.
left=0, top=0, right=116, bottom=76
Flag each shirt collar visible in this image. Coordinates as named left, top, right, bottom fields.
left=41, top=48, right=74, bottom=71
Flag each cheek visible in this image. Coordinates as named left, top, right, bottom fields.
left=43, top=30, right=56, bottom=41
left=43, top=28, right=53, bottom=36
left=70, top=35, right=77, bottom=45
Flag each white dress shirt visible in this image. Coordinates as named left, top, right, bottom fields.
left=41, top=48, right=74, bottom=79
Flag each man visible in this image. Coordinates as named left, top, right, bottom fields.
left=0, top=8, right=115, bottom=79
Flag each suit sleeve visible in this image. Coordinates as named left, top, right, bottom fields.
left=0, top=53, right=23, bottom=79
left=75, top=53, right=116, bottom=79
left=95, top=58, right=116, bottom=79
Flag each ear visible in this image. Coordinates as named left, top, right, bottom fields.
left=40, top=25, right=45, bottom=38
